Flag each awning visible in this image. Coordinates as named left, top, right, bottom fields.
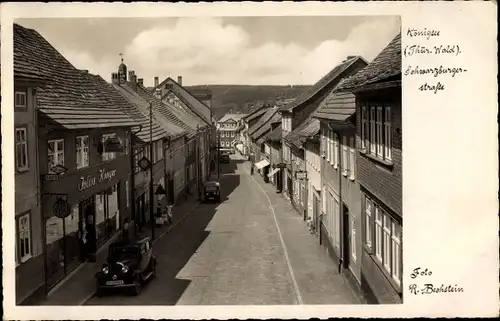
left=255, top=159, right=270, bottom=169
left=267, top=168, right=280, bottom=177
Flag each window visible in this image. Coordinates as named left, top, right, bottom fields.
left=376, top=107, right=384, bottom=158
left=374, top=207, right=383, bottom=261
left=349, top=137, right=356, bottom=180
left=76, top=136, right=89, bottom=169
left=17, top=213, right=31, bottom=262
left=320, top=127, right=326, bottom=157
left=351, top=216, right=356, bottom=262
left=391, top=221, right=401, bottom=284
left=15, top=128, right=28, bottom=171
left=361, top=106, right=367, bottom=150
left=231, top=132, right=235, bottom=138
left=342, top=136, right=348, bottom=176
left=48, top=139, right=64, bottom=173
left=363, top=105, right=392, bottom=163
left=326, top=129, right=331, bottom=162
left=365, top=197, right=373, bottom=249
left=370, top=107, right=376, bottom=155
left=102, top=133, right=116, bottom=161
left=125, top=180, right=130, bottom=208
left=15, top=90, right=27, bottom=108
left=334, top=198, right=340, bottom=247
left=334, top=134, right=339, bottom=169
left=384, top=107, right=392, bottom=161
left=383, top=214, right=391, bottom=271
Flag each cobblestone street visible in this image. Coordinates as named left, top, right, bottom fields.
left=85, top=155, right=362, bottom=305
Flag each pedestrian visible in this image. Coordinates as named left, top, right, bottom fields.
left=122, top=218, right=130, bottom=244
left=167, top=202, right=174, bottom=225
left=306, top=217, right=315, bottom=234
left=250, top=163, right=254, bottom=175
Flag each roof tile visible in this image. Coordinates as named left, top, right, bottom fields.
left=338, top=33, right=401, bottom=90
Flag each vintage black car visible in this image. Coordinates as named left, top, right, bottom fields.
left=203, top=181, right=221, bottom=202
left=219, top=153, right=230, bottom=163
left=95, top=237, right=157, bottom=296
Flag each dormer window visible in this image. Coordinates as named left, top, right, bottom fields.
left=15, top=90, right=27, bottom=109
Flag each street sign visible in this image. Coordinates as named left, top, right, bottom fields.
left=53, top=197, right=71, bottom=218
left=50, top=165, right=67, bottom=175
left=137, top=156, right=151, bottom=171
left=41, top=174, right=60, bottom=181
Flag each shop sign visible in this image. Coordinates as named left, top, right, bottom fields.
left=53, top=197, right=71, bottom=218
left=78, top=168, right=117, bottom=192
left=295, top=171, right=307, bottom=180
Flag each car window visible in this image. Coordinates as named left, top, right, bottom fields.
left=140, top=243, right=147, bottom=254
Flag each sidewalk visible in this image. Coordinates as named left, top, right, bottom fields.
left=36, top=195, right=201, bottom=306
left=245, top=162, right=365, bottom=304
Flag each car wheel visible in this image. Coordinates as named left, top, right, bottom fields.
left=95, top=282, right=103, bottom=297
left=132, top=275, right=142, bottom=296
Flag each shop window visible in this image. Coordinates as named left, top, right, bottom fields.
left=17, top=212, right=31, bottom=263
left=48, top=139, right=64, bottom=173
left=15, top=127, right=29, bottom=171
left=76, top=135, right=89, bottom=169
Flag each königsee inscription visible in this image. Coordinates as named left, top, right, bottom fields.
left=78, top=168, right=117, bottom=192
left=404, top=28, right=466, bottom=94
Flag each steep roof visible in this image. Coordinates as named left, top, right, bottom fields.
left=160, top=88, right=210, bottom=130
left=156, top=77, right=212, bottom=125
left=219, top=113, right=247, bottom=123
left=14, top=23, right=137, bottom=129
left=313, top=89, right=356, bottom=121
left=243, top=105, right=270, bottom=123
left=283, top=116, right=320, bottom=149
left=112, top=83, right=185, bottom=141
left=91, top=75, right=168, bottom=142
left=249, top=107, right=279, bottom=138
left=337, top=33, right=401, bottom=90
left=265, top=124, right=282, bottom=143
left=279, top=56, right=368, bottom=112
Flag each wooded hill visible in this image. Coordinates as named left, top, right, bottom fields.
left=185, top=85, right=310, bottom=120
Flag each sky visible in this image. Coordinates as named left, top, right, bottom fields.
left=17, top=16, right=400, bottom=87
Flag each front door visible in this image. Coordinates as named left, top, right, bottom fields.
left=342, top=206, right=350, bottom=268
left=80, top=196, right=96, bottom=260
left=313, top=194, right=320, bottom=236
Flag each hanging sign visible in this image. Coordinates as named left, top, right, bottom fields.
left=53, top=197, right=71, bottom=218
left=78, top=168, right=117, bottom=192
left=295, top=171, right=307, bottom=180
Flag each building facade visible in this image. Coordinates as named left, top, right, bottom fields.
left=335, top=33, right=403, bottom=304
left=14, top=79, right=45, bottom=304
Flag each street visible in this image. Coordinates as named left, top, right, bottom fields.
left=86, top=154, right=361, bottom=305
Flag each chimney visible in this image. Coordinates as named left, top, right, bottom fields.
left=111, top=72, right=119, bottom=85
left=137, top=78, right=144, bottom=86
left=128, top=70, right=135, bottom=81
left=130, top=74, right=137, bottom=91
left=81, top=69, right=89, bottom=74
left=343, top=55, right=357, bottom=62
left=154, top=76, right=159, bottom=88
left=177, top=76, right=182, bottom=86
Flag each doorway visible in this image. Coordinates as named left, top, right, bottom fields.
left=342, top=204, right=350, bottom=269
left=80, top=196, right=96, bottom=261
left=313, top=194, right=320, bottom=236
left=167, top=178, right=175, bottom=204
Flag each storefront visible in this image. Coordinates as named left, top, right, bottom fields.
left=134, top=160, right=166, bottom=230
left=42, top=157, right=130, bottom=290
